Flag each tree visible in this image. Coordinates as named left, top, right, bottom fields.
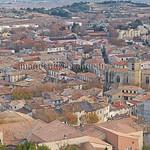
left=128, top=19, right=143, bottom=29
left=83, top=81, right=103, bottom=90
left=12, top=87, right=33, bottom=100
left=68, top=2, right=90, bottom=12
left=85, top=112, right=99, bottom=124
left=60, top=145, right=79, bottom=150
left=0, top=143, right=6, bottom=150
left=16, top=142, right=51, bottom=150
left=71, top=23, right=81, bottom=34
left=16, top=142, right=36, bottom=150
left=50, top=8, right=70, bottom=18
left=33, top=108, right=57, bottom=123
left=37, top=145, right=51, bottom=150
left=143, top=144, right=150, bottom=150
left=64, top=112, right=78, bottom=125
left=12, top=83, right=65, bottom=100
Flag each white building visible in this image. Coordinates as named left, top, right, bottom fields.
left=47, top=47, right=65, bottom=53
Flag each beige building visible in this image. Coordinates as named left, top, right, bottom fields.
left=96, top=118, right=143, bottom=150
left=77, top=72, right=99, bottom=83
left=118, top=26, right=149, bottom=40
left=62, top=101, right=110, bottom=125
left=4, top=71, right=27, bottom=83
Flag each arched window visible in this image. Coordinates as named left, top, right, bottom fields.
left=146, top=76, right=149, bottom=84
left=127, top=76, right=128, bottom=84
left=116, top=76, right=120, bottom=83
left=106, top=72, right=109, bottom=83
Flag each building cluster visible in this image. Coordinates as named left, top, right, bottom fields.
left=0, top=1, right=149, bottom=150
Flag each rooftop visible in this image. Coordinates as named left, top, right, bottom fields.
left=0, top=111, right=34, bottom=145
left=96, top=118, right=142, bottom=134
left=27, top=120, right=83, bottom=143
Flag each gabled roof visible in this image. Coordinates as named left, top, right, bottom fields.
left=0, top=87, right=12, bottom=96
left=62, top=101, right=105, bottom=113
left=0, top=111, right=34, bottom=145
left=27, top=120, right=82, bottom=143
left=96, top=118, right=142, bottom=134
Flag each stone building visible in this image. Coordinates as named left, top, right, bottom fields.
left=105, top=58, right=150, bottom=90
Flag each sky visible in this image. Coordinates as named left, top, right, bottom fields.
left=0, top=0, right=149, bottom=2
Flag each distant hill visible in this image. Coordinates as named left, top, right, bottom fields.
left=9, top=0, right=149, bottom=4
left=0, top=0, right=149, bottom=8
left=0, top=0, right=150, bottom=3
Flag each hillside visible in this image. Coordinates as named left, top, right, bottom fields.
left=0, top=0, right=149, bottom=8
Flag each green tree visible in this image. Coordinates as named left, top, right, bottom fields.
left=16, top=142, right=36, bottom=150
left=0, top=143, right=6, bottom=150
left=68, top=2, right=90, bottom=12
left=50, top=8, right=70, bottom=18
left=16, top=142, right=51, bottom=150
left=12, top=87, right=33, bottom=100
left=143, top=144, right=150, bottom=150
left=61, top=145, right=79, bottom=150
left=38, top=145, right=51, bottom=150
left=71, top=23, right=81, bottom=34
